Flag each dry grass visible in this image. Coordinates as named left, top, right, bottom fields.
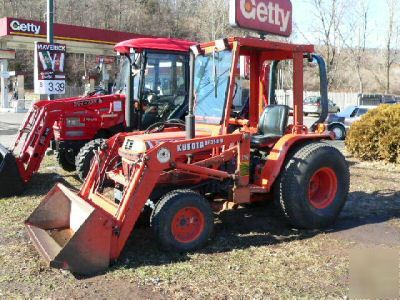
left=0, top=148, right=399, bottom=299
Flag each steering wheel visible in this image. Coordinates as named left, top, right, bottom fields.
left=143, top=88, right=159, bottom=99
left=145, top=119, right=186, bottom=134
left=87, top=88, right=107, bottom=97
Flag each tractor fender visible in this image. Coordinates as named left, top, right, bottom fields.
left=257, top=133, right=332, bottom=191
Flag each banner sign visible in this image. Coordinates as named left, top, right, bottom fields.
left=229, top=0, right=292, bottom=37
left=96, top=56, right=116, bottom=65
left=0, top=49, right=16, bottom=60
left=34, top=42, right=66, bottom=94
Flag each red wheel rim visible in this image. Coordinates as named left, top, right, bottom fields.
left=308, top=167, right=338, bottom=209
left=171, top=207, right=205, bottom=243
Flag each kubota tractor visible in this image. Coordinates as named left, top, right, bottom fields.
left=25, top=37, right=349, bottom=275
left=0, top=38, right=195, bottom=197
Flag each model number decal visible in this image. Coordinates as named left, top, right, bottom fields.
left=73, top=98, right=102, bottom=107
left=177, top=138, right=224, bottom=152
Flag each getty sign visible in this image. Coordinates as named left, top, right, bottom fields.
left=9, top=19, right=41, bottom=35
left=229, top=0, right=292, bottom=37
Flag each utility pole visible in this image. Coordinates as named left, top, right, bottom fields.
left=47, top=0, right=54, bottom=100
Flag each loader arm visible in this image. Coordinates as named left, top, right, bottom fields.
left=0, top=95, right=124, bottom=197
left=14, top=96, right=123, bottom=181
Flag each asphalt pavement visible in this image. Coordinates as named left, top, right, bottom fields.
left=0, top=112, right=26, bottom=149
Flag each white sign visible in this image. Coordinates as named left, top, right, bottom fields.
left=36, top=80, right=66, bottom=94
left=34, top=42, right=67, bottom=95
left=0, top=71, right=10, bottom=79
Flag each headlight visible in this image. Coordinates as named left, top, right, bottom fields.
left=66, top=117, right=85, bottom=127
left=124, top=139, right=148, bottom=154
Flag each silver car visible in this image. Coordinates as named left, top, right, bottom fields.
left=303, top=96, right=340, bottom=116
left=327, top=105, right=375, bottom=140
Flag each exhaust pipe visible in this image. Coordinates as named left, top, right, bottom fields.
left=25, top=184, right=113, bottom=275
left=186, top=48, right=196, bottom=140
left=0, top=144, right=24, bottom=198
left=124, top=54, right=134, bottom=131
left=311, top=54, right=329, bottom=130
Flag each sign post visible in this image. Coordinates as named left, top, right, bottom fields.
left=34, top=42, right=66, bottom=95
left=47, top=0, right=55, bottom=100
left=229, top=0, right=293, bottom=37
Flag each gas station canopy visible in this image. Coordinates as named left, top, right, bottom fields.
left=0, top=17, right=150, bottom=56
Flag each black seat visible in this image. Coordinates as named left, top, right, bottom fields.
left=251, top=105, right=289, bottom=148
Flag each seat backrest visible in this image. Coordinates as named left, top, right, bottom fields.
left=258, top=105, right=290, bottom=136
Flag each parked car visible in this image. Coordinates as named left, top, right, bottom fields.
left=303, top=96, right=340, bottom=116
left=327, top=105, right=375, bottom=140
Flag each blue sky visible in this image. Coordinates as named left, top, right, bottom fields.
left=292, top=0, right=389, bottom=48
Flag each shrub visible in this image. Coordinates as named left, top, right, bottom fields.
left=346, top=104, right=400, bottom=164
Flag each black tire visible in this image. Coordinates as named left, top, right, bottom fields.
left=151, top=190, right=214, bottom=252
left=75, top=139, right=105, bottom=182
left=0, top=149, right=25, bottom=198
left=275, top=142, right=349, bottom=229
left=56, top=149, right=76, bottom=172
left=304, top=113, right=309, bottom=116
left=330, top=124, right=346, bottom=140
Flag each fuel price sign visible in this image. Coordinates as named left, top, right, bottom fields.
left=34, top=42, right=67, bottom=95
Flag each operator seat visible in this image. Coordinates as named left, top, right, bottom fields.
left=251, top=105, right=290, bottom=149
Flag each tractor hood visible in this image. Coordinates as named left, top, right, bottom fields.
left=119, top=130, right=211, bottom=158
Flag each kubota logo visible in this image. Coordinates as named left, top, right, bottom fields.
left=239, top=0, right=291, bottom=32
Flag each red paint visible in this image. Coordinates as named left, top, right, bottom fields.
left=114, top=38, right=196, bottom=54
left=0, top=17, right=149, bottom=45
left=11, top=94, right=125, bottom=183
left=230, top=0, right=292, bottom=36
left=308, top=168, right=338, bottom=209
left=171, top=207, right=205, bottom=243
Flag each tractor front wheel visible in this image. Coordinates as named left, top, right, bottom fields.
left=56, top=149, right=76, bottom=172
left=151, top=190, right=214, bottom=252
left=276, top=142, right=349, bottom=229
left=75, top=139, right=105, bottom=182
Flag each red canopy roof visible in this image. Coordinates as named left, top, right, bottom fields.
left=114, top=38, right=196, bottom=53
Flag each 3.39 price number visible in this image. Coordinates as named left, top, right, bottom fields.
left=38, top=80, right=66, bottom=94
left=46, top=82, right=65, bottom=93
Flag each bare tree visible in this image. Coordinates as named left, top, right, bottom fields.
left=310, top=0, right=353, bottom=89
left=346, top=1, right=369, bottom=93
left=383, top=0, right=399, bottom=94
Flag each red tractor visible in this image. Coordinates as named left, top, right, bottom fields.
left=25, top=37, right=349, bottom=275
left=0, top=38, right=195, bottom=197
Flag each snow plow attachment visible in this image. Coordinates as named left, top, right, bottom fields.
left=0, top=144, right=24, bottom=198
left=25, top=184, right=113, bottom=275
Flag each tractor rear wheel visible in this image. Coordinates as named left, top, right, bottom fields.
left=151, top=190, right=214, bottom=252
left=276, top=142, right=349, bottom=229
left=56, top=149, right=76, bottom=172
left=75, top=139, right=105, bottom=182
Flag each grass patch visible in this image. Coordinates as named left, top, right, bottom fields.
left=0, top=153, right=399, bottom=298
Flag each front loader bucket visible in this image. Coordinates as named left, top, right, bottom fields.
left=0, top=144, right=25, bottom=198
left=25, top=184, right=113, bottom=275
